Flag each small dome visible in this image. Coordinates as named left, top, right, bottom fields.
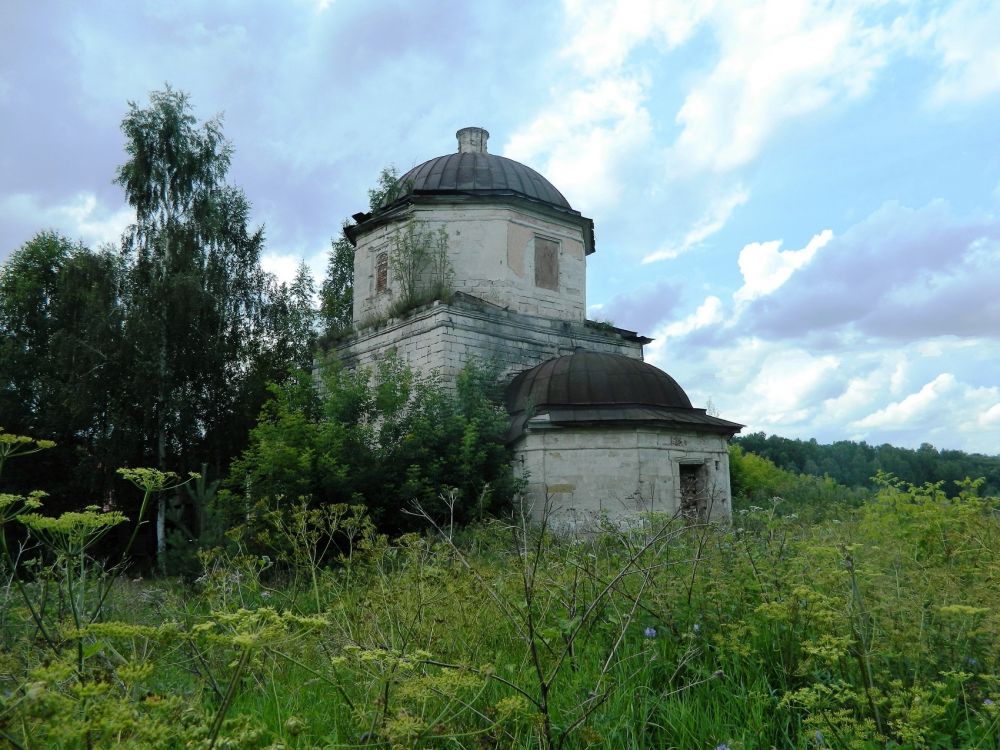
left=381, top=127, right=572, bottom=211
left=505, top=350, right=742, bottom=441
left=507, top=350, right=692, bottom=413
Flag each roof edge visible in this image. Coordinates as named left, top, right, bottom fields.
left=346, top=193, right=596, bottom=254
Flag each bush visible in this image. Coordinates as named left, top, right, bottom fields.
left=226, top=355, right=517, bottom=534
left=729, top=444, right=870, bottom=520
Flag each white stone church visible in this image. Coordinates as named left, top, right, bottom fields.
left=336, top=127, right=741, bottom=525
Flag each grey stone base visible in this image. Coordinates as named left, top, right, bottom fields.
left=333, top=294, right=645, bottom=381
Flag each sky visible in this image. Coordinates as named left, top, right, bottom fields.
left=2, top=0, right=999, bottom=454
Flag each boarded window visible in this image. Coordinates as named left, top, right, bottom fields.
left=375, top=252, right=388, bottom=293
left=534, top=237, right=559, bottom=291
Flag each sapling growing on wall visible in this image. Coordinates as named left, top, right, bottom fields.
left=389, top=221, right=454, bottom=315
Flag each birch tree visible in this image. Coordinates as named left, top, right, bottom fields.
left=116, top=87, right=268, bottom=573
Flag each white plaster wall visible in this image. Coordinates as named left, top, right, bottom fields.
left=336, top=300, right=642, bottom=383
left=352, top=203, right=587, bottom=324
left=514, top=427, right=733, bottom=528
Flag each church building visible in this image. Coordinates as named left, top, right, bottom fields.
left=336, top=127, right=742, bottom=526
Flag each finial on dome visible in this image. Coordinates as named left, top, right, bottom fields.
left=456, top=126, right=489, bottom=154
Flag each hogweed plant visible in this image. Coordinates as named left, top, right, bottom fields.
left=0, top=429, right=57, bottom=653
left=406, top=491, right=725, bottom=750
left=1, top=428, right=998, bottom=747
left=0, top=427, right=56, bottom=477
left=18, top=507, right=127, bottom=673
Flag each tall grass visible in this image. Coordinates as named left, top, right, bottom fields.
left=0, top=449, right=997, bottom=748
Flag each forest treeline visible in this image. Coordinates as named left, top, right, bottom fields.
left=1, top=89, right=321, bottom=515
left=734, top=431, right=1000, bottom=496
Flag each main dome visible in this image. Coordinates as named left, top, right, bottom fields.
left=382, top=127, right=573, bottom=211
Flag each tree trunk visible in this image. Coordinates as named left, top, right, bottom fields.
left=157, top=420, right=167, bottom=576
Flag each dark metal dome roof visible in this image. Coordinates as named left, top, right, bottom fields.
left=505, top=350, right=742, bottom=441
left=347, top=127, right=595, bottom=252
left=507, top=350, right=692, bottom=412
left=378, top=127, right=572, bottom=211
left=391, top=152, right=572, bottom=210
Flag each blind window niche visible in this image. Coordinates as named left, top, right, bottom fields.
left=534, top=237, right=559, bottom=291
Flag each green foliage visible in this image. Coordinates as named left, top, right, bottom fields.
left=319, top=230, right=355, bottom=336
left=0, top=233, right=126, bottom=507
left=736, top=431, right=1000, bottom=496
left=266, top=261, right=319, bottom=372
left=2, top=431, right=999, bottom=747
left=729, top=444, right=870, bottom=519
left=0, top=88, right=319, bottom=564
left=320, top=166, right=415, bottom=340
left=388, top=221, right=454, bottom=318
left=228, top=355, right=516, bottom=534
left=367, top=165, right=407, bottom=210
left=117, top=85, right=271, bottom=475
left=585, top=318, right=617, bottom=333
left=0, top=427, right=56, bottom=477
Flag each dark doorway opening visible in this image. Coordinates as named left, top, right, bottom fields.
left=679, top=463, right=707, bottom=519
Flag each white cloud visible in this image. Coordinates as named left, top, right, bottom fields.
left=642, top=185, right=749, bottom=263
left=852, top=373, right=957, bottom=430
left=981, top=402, right=1000, bottom=428
left=561, top=0, right=712, bottom=76
left=658, top=295, right=724, bottom=339
left=670, top=0, right=898, bottom=173
left=543, top=1, right=915, bottom=267
left=734, top=228, right=832, bottom=303
left=504, top=77, right=653, bottom=214
left=650, top=336, right=844, bottom=429
left=0, top=191, right=133, bottom=248
left=847, top=373, right=1000, bottom=450
left=260, top=253, right=303, bottom=285
left=926, top=0, right=1000, bottom=105
left=744, top=349, right=842, bottom=426
left=889, top=360, right=908, bottom=396
left=818, top=365, right=892, bottom=420
left=639, top=229, right=1000, bottom=450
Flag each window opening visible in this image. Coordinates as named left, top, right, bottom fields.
left=375, top=252, right=388, bottom=293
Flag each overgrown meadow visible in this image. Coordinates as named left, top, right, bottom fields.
left=1, top=432, right=998, bottom=749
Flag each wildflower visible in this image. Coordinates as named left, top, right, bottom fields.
left=644, top=627, right=657, bottom=639
left=814, top=729, right=825, bottom=745
left=693, top=623, right=701, bottom=635
left=984, top=698, right=995, bottom=706
left=715, top=744, right=732, bottom=750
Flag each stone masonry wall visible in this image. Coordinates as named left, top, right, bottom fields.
left=353, top=203, right=587, bottom=325
left=335, top=298, right=642, bottom=383
left=514, top=427, right=733, bottom=528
